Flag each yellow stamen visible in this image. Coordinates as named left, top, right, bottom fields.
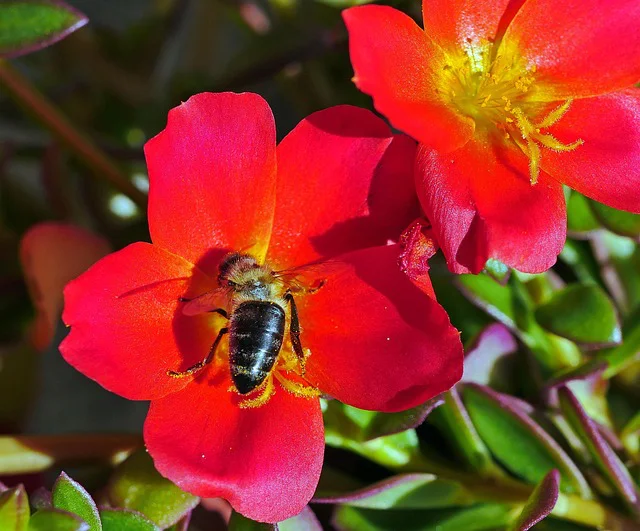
left=274, top=372, right=321, bottom=399
left=232, top=376, right=276, bottom=409
left=436, top=39, right=583, bottom=184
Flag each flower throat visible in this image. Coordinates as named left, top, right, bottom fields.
left=437, top=39, right=583, bottom=184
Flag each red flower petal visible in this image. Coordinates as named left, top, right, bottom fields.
left=145, top=92, right=277, bottom=275
left=541, top=90, right=640, bottom=214
left=61, top=243, right=216, bottom=400
left=503, top=0, right=640, bottom=98
left=422, top=0, right=514, bottom=47
left=298, top=244, right=462, bottom=412
left=144, top=372, right=324, bottom=523
left=343, top=5, right=474, bottom=152
left=20, top=223, right=111, bottom=351
left=266, top=106, right=418, bottom=268
left=416, top=139, right=566, bottom=274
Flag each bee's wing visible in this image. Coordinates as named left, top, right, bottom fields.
left=273, top=259, right=346, bottom=293
left=181, top=287, right=229, bottom=316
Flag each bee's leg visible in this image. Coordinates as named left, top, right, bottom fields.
left=167, top=327, right=228, bottom=378
left=306, top=279, right=326, bottom=294
left=285, top=292, right=306, bottom=375
left=178, top=298, right=229, bottom=319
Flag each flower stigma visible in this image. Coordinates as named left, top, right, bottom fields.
left=436, top=39, right=583, bottom=184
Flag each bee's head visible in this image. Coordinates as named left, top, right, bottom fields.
left=218, top=252, right=259, bottom=288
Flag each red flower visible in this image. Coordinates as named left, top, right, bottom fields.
left=344, top=0, right=640, bottom=273
left=60, top=93, right=463, bottom=523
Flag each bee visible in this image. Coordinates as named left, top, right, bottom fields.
left=167, top=252, right=330, bottom=398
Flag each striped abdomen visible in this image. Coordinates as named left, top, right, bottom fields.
left=229, top=301, right=285, bottom=394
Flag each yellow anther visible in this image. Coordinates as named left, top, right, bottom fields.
left=274, top=372, right=321, bottom=399
left=536, top=99, right=574, bottom=129
left=236, top=376, right=276, bottom=408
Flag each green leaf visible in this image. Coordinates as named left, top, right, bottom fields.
left=567, top=192, right=600, bottom=234
left=28, top=509, right=88, bottom=531
left=558, top=387, right=639, bottom=513
left=278, top=506, right=321, bottom=531
left=0, top=486, right=30, bottom=531
left=534, top=284, right=621, bottom=348
left=589, top=200, right=640, bottom=238
left=323, top=401, right=423, bottom=468
left=52, top=473, right=101, bottom=531
left=461, top=385, right=591, bottom=497
left=99, top=510, right=158, bottom=531
left=107, top=450, right=199, bottom=529
left=0, top=1, right=88, bottom=58
left=428, top=389, right=500, bottom=476
left=315, top=474, right=472, bottom=510
left=228, top=511, right=277, bottom=530
left=484, top=259, right=510, bottom=284
left=455, top=274, right=517, bottom=330
left=620, top=410, right=640, bottom=457
left=592, top=232, right=640, bottom=315
left=332, top=503, right=514, bottom=531
left=508, top=470, right=559, bottom=531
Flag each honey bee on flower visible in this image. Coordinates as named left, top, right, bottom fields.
left=344, top=0, right=640, bottom=274
left=60, top=93, right=463, bottom=523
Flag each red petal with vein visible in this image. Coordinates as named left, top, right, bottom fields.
left=145, top=92, right=277, bottom=275
left=144, top=371, right=324, bottom=523
left=299, top=244, right=462, bottom=412
left=416, top=139, right=566, bottom=274
left=61, top=243, right=216, bottom=400
left=503, top=0, right=640, bottom=98
left=542, top=90, right=640, bottom=214
left=20, top=223, right=111, bottom=351
left=343, top=5, right=474, bottom=152
left=422, top=0, right=515, bottom=47
left=267, top=106, right=418, bottom=268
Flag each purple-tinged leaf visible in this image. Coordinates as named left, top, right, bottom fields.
left=363, top=397, right=443, bottom=440
left=0, top=485, right=29, bottom=530
left=0, top=481, right=7, bottom=493
left=52, top=472, right=101, bottom=531
left=314, top=473, right=472, bottom=509
left=544, top=361, right=610, bottom=427
left=545, top=362, right=608, bottom=400
left=31, top=487, right=53, bottom=510
left=535, top=285, right=621, bottom=349
left=462, top=323, right=518, bottom=386
left=508, top=470, right=560, bottom=531
left=429, top=388, right=500, bottom=476
left=29, top=508, right=89, bottom=531
left=107, top=450, right=199, bottom=529
left=461, top=384, right=591, bottom=497
left=279, top=506, right=322, bottom=531
left=228, top=510, right=278, bottom=530
left=99, top=508, right=159, bottom=531
left=0, top=1, right=88, bottom=58
left=558, top=387, right=640, bottom=514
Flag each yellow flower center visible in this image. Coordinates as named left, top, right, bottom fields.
left=436, top=39, right=583, bottom=184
